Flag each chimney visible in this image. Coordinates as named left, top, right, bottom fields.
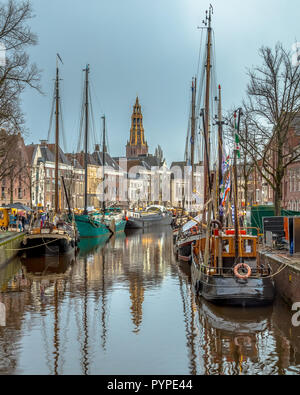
left=40, top=140, right=48, bottom=147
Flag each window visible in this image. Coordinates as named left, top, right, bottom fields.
left=1, top=187, right=5, bottom=198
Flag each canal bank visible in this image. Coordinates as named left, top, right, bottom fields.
left=0, top=232, right=24, bottom=268
left=260, top=250, right=300, bottom=306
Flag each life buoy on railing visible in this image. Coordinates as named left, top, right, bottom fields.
left=233, top=263, right=252, bottom=279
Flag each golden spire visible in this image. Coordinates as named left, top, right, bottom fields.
left=126, top=97, right=148, bottom=157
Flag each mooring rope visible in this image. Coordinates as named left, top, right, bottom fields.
left=2, top=237, right=63, bottom=251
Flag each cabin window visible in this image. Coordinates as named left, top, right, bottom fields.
left=222, top=239, right=230, bottom=253
left=0, top=212, right=4, bottom=220
left=243, top=239, right=254, bottom=254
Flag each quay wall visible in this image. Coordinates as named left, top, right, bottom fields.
left=0, top=233, right=24, bottom=269
left=260, top=250, right=300, bottom=306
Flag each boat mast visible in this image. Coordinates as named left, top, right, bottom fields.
left=83, top=65, right=89, bottom=215
left=55, top=60, right=60, bottom=214
left=234, top=109, right=242, bottom=262
left=101, top=115, right=106, bottom=213
left=217, top=85, right=224, bottom=225
left=191, top=77, right=196, bottom=201
left=203, top=5, right=213, bottom=216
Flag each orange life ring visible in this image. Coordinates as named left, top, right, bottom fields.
left=233, top=263, right=252, bottom=279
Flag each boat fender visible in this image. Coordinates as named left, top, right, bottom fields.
left=233, top=263, right=251, bottom=279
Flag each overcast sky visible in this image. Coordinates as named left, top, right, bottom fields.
left=21, top=0, right=300, bottom=165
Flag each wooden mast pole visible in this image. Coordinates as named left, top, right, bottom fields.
left=217, top=85, right=224, bottom=225
left=83, top=65, right=89, bottom=215
left=191, top=77, right=196, bottom=200
left=234, top=108, right=242, bottom=262
left=55, top=59, right=59, bottom=214
left=101, top=115, right=106, bottom=213
left=203, top=5, right=213, bottom=220
left=203, top=5, right=213, bottom=268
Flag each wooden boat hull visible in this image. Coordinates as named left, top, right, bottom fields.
left=105, top=218, right=127, bottom=234
left=178, top=243, right=192, bottom=263
left=115, top=219, right=127, bottom=233
left=21, top=234, right=75, bottom=256
left=126, top=214, right=173, bottom=229
left=176, top=234, right=200, bottom=263
left=75, top=214, right=111, bottom=238
left=191, top=258, right=275, bottom=307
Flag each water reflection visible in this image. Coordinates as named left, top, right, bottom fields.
left=0, top=229, right=299, bottom=374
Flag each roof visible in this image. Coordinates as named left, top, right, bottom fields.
left=46, top=144, right=72, bottom=165
left=170, top=161, right=203, bottom=170
left=92, top=151, right=121, bottom=171
left=25, top=144, right=36, bottom=166
left=28, top=142, right=72, bottom=166
left=115, top=154, right=163, bottom=171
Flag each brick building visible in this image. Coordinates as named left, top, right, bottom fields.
left=0, top=131, right=31, bottom=207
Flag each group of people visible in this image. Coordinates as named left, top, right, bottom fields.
left=9, top=212, right=31, bottom=232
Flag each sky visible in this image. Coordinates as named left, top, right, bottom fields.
left=20, top=0, right=300, bottom=165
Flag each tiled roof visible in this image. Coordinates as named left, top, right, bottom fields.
left=92, top=151, right=121, bottom=170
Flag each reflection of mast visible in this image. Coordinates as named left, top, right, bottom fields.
left=101, top=245, right=107, bottom=350
left=53, top=280, right=59, bottom=375
left=177, top=270, right=197, bottom=374
left=82, top=257, right=89, bottom=375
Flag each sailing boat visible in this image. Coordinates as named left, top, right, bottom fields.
left=190, top=7, right=275, bottom=306
left=175, top=78, right=203, bottom=262
left=22, top=56, right=77, bottom=256
left=74, top=65, right=111, bottom=238
left=95, top=115, right=127, bottom=234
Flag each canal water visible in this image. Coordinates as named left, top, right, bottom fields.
left=0, top=228, right=300, bottom=375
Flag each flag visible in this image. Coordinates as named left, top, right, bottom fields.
left=222, top=155, right=230, bottom=174
left=221, top=174, right=230, bottom=207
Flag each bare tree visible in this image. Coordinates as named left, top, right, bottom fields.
left=224, top=110, right=257, bottom=212
left=0, top=0, right=41, bottom=130
left=239, top=43, right=300, bottom=215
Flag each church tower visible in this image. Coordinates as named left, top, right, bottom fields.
left=126, top=97, right=148, bottom=158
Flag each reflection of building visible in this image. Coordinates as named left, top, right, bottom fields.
left=129, top=279, right=144, bottom=333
